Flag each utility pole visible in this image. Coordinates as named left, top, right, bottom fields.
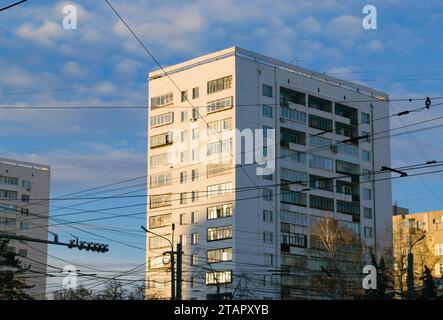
left=176, top=242, right=182, bottom=300
left=142, top=223, right=178, bottom=300
left=407, top=234, right=425, bottom=299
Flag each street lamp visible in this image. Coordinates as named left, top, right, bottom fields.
left=142, top=223, right=175, bottom=300
left=407, top=234, right=426, bottom=299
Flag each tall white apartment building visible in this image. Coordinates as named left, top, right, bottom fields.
left=146, top=47, right=392, bottom=299
left=0, top=157, right=50, bottom=299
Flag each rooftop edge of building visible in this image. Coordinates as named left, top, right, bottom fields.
left=0, top=156, right=50, bottom=172
left=148, top=46, right=389, bottom=100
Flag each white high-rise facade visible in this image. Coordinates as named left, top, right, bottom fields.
left=0, top=157, right=50, bottom=299
left=146, top=47, right=392, bottom=299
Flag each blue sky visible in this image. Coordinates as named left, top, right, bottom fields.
left=1, top=0, right=443, bottom=293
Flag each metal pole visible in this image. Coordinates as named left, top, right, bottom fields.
left=407, top=252, right=414, bottom=299
left=171, top=223, right=175, bottom=300
left=176, top=242, right=182, bottom=300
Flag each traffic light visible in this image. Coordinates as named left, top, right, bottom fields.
left=67, top=238, right=109, bottom=253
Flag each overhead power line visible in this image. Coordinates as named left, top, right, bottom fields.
left=0, top=0, right=27, bottom=12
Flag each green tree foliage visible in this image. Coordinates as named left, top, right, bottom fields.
left=0, top=240, right=34, bottom=300
left=364, top=255, right=394, bottom=300
left=420, top=265, right=437, bottom=300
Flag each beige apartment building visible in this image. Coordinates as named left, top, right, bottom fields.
left=393, top=208, right=443, bottom=294
left=0, top=157, right=51, bottom=299
left=146, top=47, right=392, bottom=299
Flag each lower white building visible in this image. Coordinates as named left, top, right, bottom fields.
left=146, top=47, right=392, bottom=299
left=0, top=157, right=51, bottom=299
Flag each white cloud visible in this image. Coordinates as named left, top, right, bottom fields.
left=296, top=17, right=322, bottom=35
left=15, top=20, right=63, bottom=47
left=364, top=39, right=384, bottom=52
left=62, top=61, right=87, bottom=78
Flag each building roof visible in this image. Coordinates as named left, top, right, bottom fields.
left=148, top=46, right=389, bottom=99
left=0, top=156, right=50, bottom=172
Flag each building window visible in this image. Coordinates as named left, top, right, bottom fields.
left=281, top=232, right=307, bottom=248
left=180, top=213, right=188, bottom=225
left=191, top=148, right=198, bottom=161
left=181, top=90, right=188, bottom=102
left=0, top=190, right=18, bottom=200
left=263, top=210, right=273, bottom=223
left=207, top=182, right=233, bottom=198
left=191, top=211, right=199, bottom=224
left=280, top=106, right=306, bottom=123
left=191, top=191, right=198, bottom=202
left=309, top=155, right=333, bottom=170
left=21, top=194, right=30, bottom=203
left=337, top=143, right=359, bottom=157
left=263, top=231, right=274, bottom=244
left=362, top=131, right=371, bottom=142
left=191, top=233, right=199, bottom=245
left=192, top=87, right=199, bottom=99
left=309, top=195, right=334, bottom=211
left=150, top=132, right=173, bottom=148
left=191, top=107, right=199, bottom=121
left=263, top=189, right=273, bottom=201
left=281, top=190, right=307, bottom=207
left=207, top=225, right=232, bottom=241
left=207, top=75, right=232, bottom=94
left=207, top=204, right=233, bottom=220
left=309, top=135, right=332, bottom=148
left=262, top=84, right=273, bottom=97
left=308, top=95, right=332, bottom=113
left=208, top=118, right=232, bottom=134
left=362, top=169, right=372, bottom=182
left=364, top=227, right=373, bottom=238
left=180, top=192, right=188, bottom=204
left=150, top=112, right=174, bottom=128
left=337, top=200, right=360, bottom=215
left=281, top=148, right=306, bottom=163
left=281, top=168, right=308, bottom=185
left=435, top=244, right=443, bottom=256
left=207, top=96, right=233, bottom=113
left=149, top=234, right=171, bottom=249
left=262, top=104, right=273, bottom=118
left=180, top=151, right=186, bottom=163
left=362, top=112, right=370, bottom=124
left=180, top=171, right=187, bottom=184
left=191, top=254, right=198, bottom=266
left=180, top=234, right=188, bottom=245
left=280, top=210, right=307, bottom=226
left=192, top=169, right=198, bottom=181
left=207, top=247, right=232, bottom=263
left=309, top=114, right=333, bottom=131
left=22, top=180, right=31, bottom=190
left=0, top=218, right=16, bottom=228
left=20, top=222, right=28, bottom=230
left=264, top=253, right=273, bottom=266
left=20, top=208, right=29, bottom=216
left=205, top=270, right=232, bottom=285
left=0, top=175, right=18, bottom=186
left=149, top=213, right=171, bottom=229
left=150, top=92, right=173, bottom=109
left=363, top=188, right=372, bottom=200
left=192, top=128, right=199, bottom=140
left=150, top=172, right=172, bottom=188
left=149, top=193, right=172, bottom=209
left=364, top=207, right=373, bottom=219
left=207, top=139, right=232, bottom=156
left=181, top=111, right=188, bottom=122
left=362, top=150, right=371, bottom=161
left=150, top=152, right=172, bottom=168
